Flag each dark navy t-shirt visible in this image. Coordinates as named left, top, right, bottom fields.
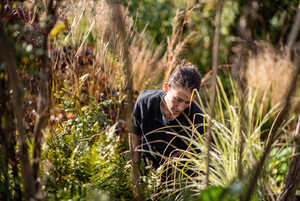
left=132, top=90, right=204, bottom=169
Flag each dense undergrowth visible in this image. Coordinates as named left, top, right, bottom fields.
left=41, top=89, right=134, bottom=200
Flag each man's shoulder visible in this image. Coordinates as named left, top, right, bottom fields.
left=133, top=90, right=163, bottom=121
left=136, top=90, right=164, bottom=106
left=188, top=102, right=204, bottom=123
left=190, top=102, right=203, bottom=114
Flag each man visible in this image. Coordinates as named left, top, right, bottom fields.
left=129, top=65, right=204, bottom=197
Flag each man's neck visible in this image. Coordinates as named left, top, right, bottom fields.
left=161, top=97, right=174, bottom=121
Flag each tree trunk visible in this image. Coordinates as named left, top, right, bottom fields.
left=0, top=21, right=36, bottom=201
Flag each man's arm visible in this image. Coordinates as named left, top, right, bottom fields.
left=129, top=132, right=143, bottom=200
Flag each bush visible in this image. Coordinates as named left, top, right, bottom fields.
left=41, top=89, right=134, bottom=201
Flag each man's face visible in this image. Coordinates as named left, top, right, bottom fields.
left=164, top=85, right=193, bottom=119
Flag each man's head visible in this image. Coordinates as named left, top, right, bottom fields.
left=168, top=65, right=202, bottom=92
left=163, top=65, right=201, bottom=119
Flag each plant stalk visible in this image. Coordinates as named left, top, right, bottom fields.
left=206, top=0, right=224, bottom=187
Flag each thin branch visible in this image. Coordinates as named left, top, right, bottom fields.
left=287, top=4, right=300, bottom=53
left=205, top=0, right=224, bottom=187
left=32, top=0, right=59, bottom=196
left=108, top=0, right=143, bottom=200
left=277, top=116, right=300, bottom=201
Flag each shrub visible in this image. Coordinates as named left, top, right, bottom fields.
left=41, top=89, right=134, bottom=201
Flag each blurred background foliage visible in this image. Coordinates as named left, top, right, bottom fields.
left=125, top=0, right=299, bottom=74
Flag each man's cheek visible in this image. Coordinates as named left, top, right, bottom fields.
left=170, top=100, right=175, bottom=108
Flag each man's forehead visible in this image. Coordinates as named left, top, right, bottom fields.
left=170, top=87, right=192, bottom=99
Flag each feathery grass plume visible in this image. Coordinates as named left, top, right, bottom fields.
left=131, top=6, right=199, bottom=92
left=164, top=8, right=198, bottom=83
left=245, top=43, right=296, bottom=111
left=51, top=1, right=199, bottom=97
left=149, top=76, right=291, bottom=201
left=92, top=1, right=125, bottom=96
left=130, top=29, right=165, bottom=92
left=72, top=0, right=164, bottom=95
left=49, top=0, right=125, bottom=100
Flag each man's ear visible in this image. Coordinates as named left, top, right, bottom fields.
left=163, top=82, right=169, bottom=92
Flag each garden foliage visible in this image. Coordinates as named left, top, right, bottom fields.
left=42, top=89, right=134, bottom=200
left=0, top=0, right=300, bottom=201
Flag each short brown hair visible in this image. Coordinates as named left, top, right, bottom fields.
left=168, top=65, right=202, bottom=92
